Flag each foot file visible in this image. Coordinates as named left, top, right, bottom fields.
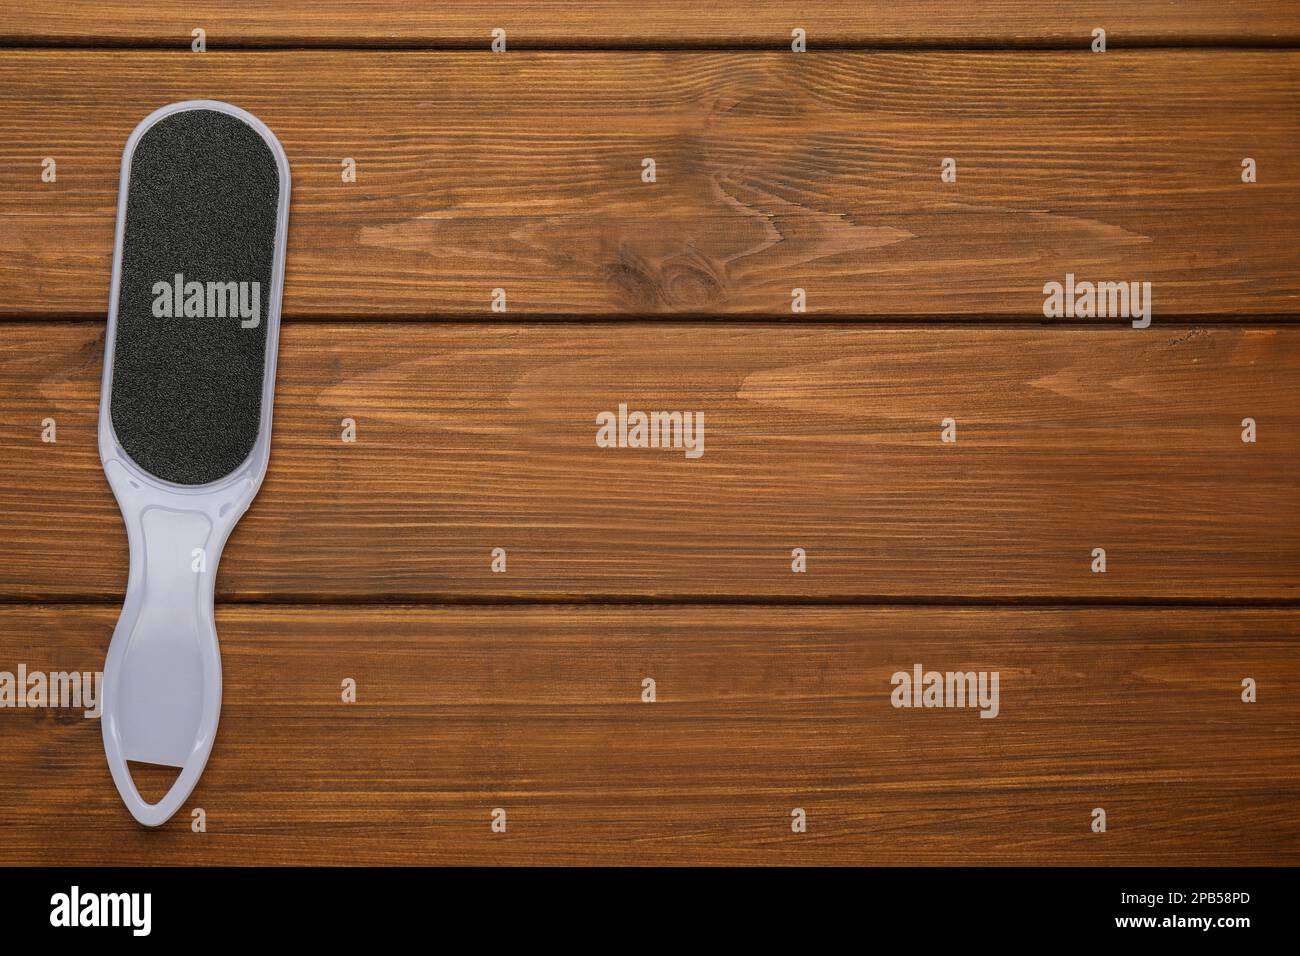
left=98, top=101, right=290, bottom=826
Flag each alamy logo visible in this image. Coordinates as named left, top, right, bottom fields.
left=50, top=886, right=151, bottom=936
left=0, top=665, right=101, bottom=717
left=1043, top=273, right=1151, bottom=328
left=151, top=272, right=261, bottom=328
left=890, top=664, right=1000, bottom=718
left=596, top=403, right=705, bottom=459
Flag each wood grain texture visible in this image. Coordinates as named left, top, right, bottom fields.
left=2, top=51, right=1298, bottom=319
left=3, top=21, right=1297, bottom=871
left=2, top=322, right=1297, bottom=602
left=2, top=2, right=1298, bottom=48
left=1, top=604, right=1294, bottom=865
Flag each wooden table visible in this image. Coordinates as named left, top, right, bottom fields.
left=1, top=2, right=1297, bottom=865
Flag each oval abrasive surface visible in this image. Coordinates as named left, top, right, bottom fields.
left=110, top=108, right=280, bottom=485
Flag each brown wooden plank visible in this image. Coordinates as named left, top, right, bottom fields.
left=1, top=604, right=1295, bottom=865
left=2, top=322, right=1297, bottom=602
left=2, top=2, right=1298, bottom=48
left=1, top=51, right=1297, bottom=319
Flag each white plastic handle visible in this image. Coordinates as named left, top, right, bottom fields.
left=99, top=461, right=255, bottom=826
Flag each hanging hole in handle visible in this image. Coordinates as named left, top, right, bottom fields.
left=126, top=760, right=184, bottom=806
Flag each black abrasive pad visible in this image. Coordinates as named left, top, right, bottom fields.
left=110, top=108, right=281, bottom=485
